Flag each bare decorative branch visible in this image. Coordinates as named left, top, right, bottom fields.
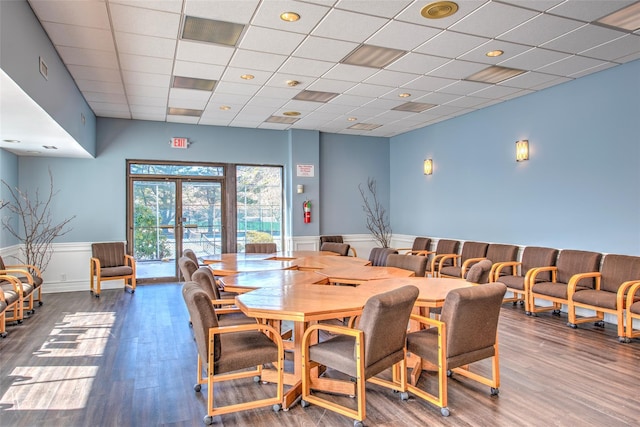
left=358, top=177, right=392, bottom=248
left=1, top=169, right=75, bottom=274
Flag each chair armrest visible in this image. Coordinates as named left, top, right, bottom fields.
left=492, top=261, right=520, bottom=282
left=349, top=247, right=358, bottom=258
left=0, top=268, right=34, bottom=284
left=436, top=254, right=459, bottom=271
left=208, top=323, right=284, bottom=364
left=410, top=313, right=443, bottom=329
left=527, top=266, right=557, bottom=290
left=5, top=263, right=42, bottom=278
left=124, top=254, right=136, bottom=268
left=302, top=322, right=365, bottom=350
left=0, top=274, right=25, bottom=295
left=567, top=272, right=601, bottom=298
left=461, top=257, right=486, bottom=277
left=625, top=281, right=640, bottom=309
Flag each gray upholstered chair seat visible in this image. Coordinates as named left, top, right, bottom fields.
left=215, top=331, right=280, bottom=374
left=497, top=275, right=525, bottom=290
left=100, top=266, right=133, bottom=277
left=532, top=282, right=589, bottom=299
left=571, top=290, right=618, bottom=310
left=439, top=266, right=462, bottom=278
left=631, top=301, right=640, bottom=315
left=0, top=284, right=20, bottom=305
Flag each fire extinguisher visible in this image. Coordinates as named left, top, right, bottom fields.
left=303, top=200, right=311, bottom=224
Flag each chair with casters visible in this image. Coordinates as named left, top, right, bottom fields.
left=624, top=281, right=640, bottom=342
left=397, top=237, right=432, bottom=256
left=320, top=242, right=354, bottom=257
left=527, top=249, right=601, bottom=317
left=465, top=259, right=494, bottom=284
left=0, top=287, right=7, bottom=338
left=301, top=285, right=419, bottom=427
left=191, top=267, right=254, bottom=325
left=0, top=274, right=26, bottom=326
left=386, top=254, right=428, bottom=277
left=90, top=242, right=136, bottom=297
left=438, top=241, right=489, bottom=280
left=320, top=235, right=344, bottom=245
left=425, top=239, right=460, bottom=277
left=0, top=256, right=45, bottom=308
left=406, top=282, right=507, bottom=417
left=492, top=246, right=558, bottom=307
left=245, top=243, right=277, bottom=254
left=179, top=255, right=199, bottom=282
left=183, top=248, right=200, bottom=267
left=182, top=282, right=284, bottom=424
left=567, top=254, right=640, bottom=340
left=368, top=247, right=398, bottom=267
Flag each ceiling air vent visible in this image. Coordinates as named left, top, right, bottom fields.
left=341, top=44, right=406, bottom=69
left=293, top=90, right=339, bottom=103
left=182, top=16, right=245, bottom=46
left=392, top=102, right=437, bottom=113
left=348, top=123, right=382, bottom=131
left=265, top=116, right=299, bottom=124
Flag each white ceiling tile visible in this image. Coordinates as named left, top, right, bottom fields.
left=542, top=24, right=627, bottom=54
left=184, top=0, right=260, bottom=24
left=67, top=65, right=123, bottom=83
left=128, top=95, right=168, bottom=107
left=386, top=52, right=449, bottom=74
left=345, top=83, right=394, bottom=98
left=547, top=0, right=636, bottom=22
left=251, top=1, right=330, bottom=33
left=437, top=80, right=491, bottom=95
left=123, top=71, right=171, bottom=88
left=458, top=39, right=532, bottom=64
left=569, top=62, right=617, bottom=78
left=414, top=30, right=488, bottom=59
left=293, top=36, right=358, bottom=61
left=56, top=46, right=120, bottom=68
left=364, top=70, right=418, bottom=87
left=238, top=104, right=275, bottom=119
left=307, top=78, right=356, bottom=93
left=279, top=100, right=323, bottom=112
left=173, top=61, right=226, bottom=80
left=239, top=26, right=306, bottom=55
left=220, top=67, right=274, bottom=86
left=42, top=22, right=115, bottom=51
left=119, top=53, right=174, bottom=74
left=169, top=88, right=212, bottom=102
left=115, top=31, right=176, bottom=58
left=414, top=91, right=459, bottom=104
left=402, top=75, right=457, bottom=92
left=215, top=81, right=261, bottom=96
left=331, top=93, right=376, bottom=106
left=366, top=21, right=441, bottom=51
left=499, top=47, right=572, bottom=70
left=580, top=34, right=640, bottom=61
left=316, top=103, right=356, bottom=114
left=265, top=73, right=313, bottom=89
left=498, top=71, right=564, bottom=89
left=229, top=50, right=288, bottom=72
left=380, top=88, right=430, bottom=101
left=167, top=96, right=208, bottom=110
left=428, top=60, right=489, bottom=79
left=322, top=64, right=378, bottom=82
left=111, top=0, right=184, bottom=14
left=469, top=84, right=523, bottom=99
left=445, top=95, right=489, bottom=108
left=30, top=0, right=110, bottom=28
left=311, top=9, right=388, bottom=43
left=362, top=98, right=405, bottom=110
left=208, top=92, right=252, bottom=105
left=132, top=112, right=166, bottom=121
left=499, top=13, right=583, bottom=46
left=529, top=76, right=572, bottom=90
left=89, top=101, right=130, bottom=114
left=335, top=0, right=413, bottom=18
left=450, top=2, right=539, bottom=38
left=167, top=115, right=200, bottom=124
left=279, top=57, right=335, bottom=77
left=536, top=55, right=611, bottom=76
left=500, top=1, right=564, bottom=12
left=130, top=105, right=167, bottom=115
left=126, top=84, right=170, bottom=98
left=254, top=85, right=301, bottom=100
left=91, top=109, right=131, bottom=119
left=109, top=3, right=181, bottom=39
left=395, top=1, right=486, bottom=28
left=245, top=96, right=288, bottom=108
left=75, top=79, right=125, bottom=94
left=83, top=91, right=128, bottom=104
left=176, top=40, right=235, bottom=66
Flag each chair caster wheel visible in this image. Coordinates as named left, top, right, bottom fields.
left=440, top=407, right=450, bottom=417
left=39, top=301, right=44, bottom=306
left=594, top=321, right=604, bottom=327
left=194, top=384, right=201, bottom=392
left=0, top=332, right=7, bottom=338
left=203, top=415, right=213, bottom=425
left=512, top=301, right=518, bottom=306
left=446, top=370, right=453, bottom=377
left=618, top=336, right=630, bottom=343
left=17, top=320, right=23, bottom=324
left=519, top=300, right=525, bottom=306
left=491, top=387, right=499, bottom=396
left=272, top=404, right=281, bottom=412
left=552, top=309, right=561, bottom=316
left=301, top=399, right=310, bottom=408
left=400, top=392, right=409, bottom=401
left=354, top=421, right=364, bottom=427
left=525, top=311, right=531, bottom=316
left=567, top=322, right=577, bottom=329
left=253, top=376, right=260, bottom=383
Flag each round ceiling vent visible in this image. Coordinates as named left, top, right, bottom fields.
left=421, top=1, right=459, bottom=19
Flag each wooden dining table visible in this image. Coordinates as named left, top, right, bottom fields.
left=316, top=264, right=416, bottom=285
left=201, top=253, right=299, bottom=276
left=218, top=269, right=329, bottom=293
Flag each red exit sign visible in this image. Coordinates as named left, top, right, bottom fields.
left=171, top=137, right=189, bottom=149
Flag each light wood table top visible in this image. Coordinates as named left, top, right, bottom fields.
left=366, top=277, right=473, bottom=308
left=316, top=264, right=415, bottom=285
left=292, top=255, right=372, bottom=270
left=219, top=269, right=328, bottom=293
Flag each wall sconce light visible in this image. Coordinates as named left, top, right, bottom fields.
left=423, top=159, right=433, bottom=175
left=297, top=184, right=304, bottom=194
left=516, top=139, right=529, bottom=162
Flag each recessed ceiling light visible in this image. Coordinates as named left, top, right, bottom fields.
left=486, top=50, right=504, bottom=58
left=241, top=74, right=254, bottom=80
left=167, top=107, right=203, bottom=117
left=219, top=105, right=231, bottom=111
left=465, top=65, right=525, bottom=84
left=342, top=44, right=406, bottom=69
left=3, top=139, right=20, bottom=143
left=392, top=102, right=436, bottom=113
left=347, top=117, right=357, bottom=121
left=597, top=2, right=640, bottom=31
left=182, top=16, right=245, bottom=47
left=173, top=76, right=216, bottom=91
left=348, top=123, right=382, bottom=131
left=293, top=90, right=339, bottom=103
left=280, top=12, right=300, bottom=22
left=398, top=93, right=411, bottom=98
left=286, top=80, right=300, bottom=87
left=283, top=111, right=300, bottom=116
left=421, top=1, right=459, bottom=19
left=265, top=115, right=299, bottom=124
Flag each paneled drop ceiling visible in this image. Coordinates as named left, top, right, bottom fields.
left=13, top=0, right=640, bottom=142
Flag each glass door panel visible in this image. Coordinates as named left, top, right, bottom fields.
left=181, top=181, right=223, bottom=260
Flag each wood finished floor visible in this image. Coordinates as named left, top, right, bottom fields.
left=1, top=283, right=639, bottom=427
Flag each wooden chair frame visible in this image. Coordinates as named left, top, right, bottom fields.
left=426, top=253, right=455, bottom=277
left=196, top=323, right=284, bottom=420
left=407, top=313, right=500, bottom=416
left=567, top=273, right=639, bottom=339
left=492, top=261, right=526, bottom=304
left=89, top=253, right=136, bottom=296
left=0, top=262, right=43, bottom=306
left=437, top=254, right=484, bottom=279
left=301, top=323, right=408, bottom=425
left=624, top=281, right=640, bottom=341
left=0, top=274, right=25, bottom=324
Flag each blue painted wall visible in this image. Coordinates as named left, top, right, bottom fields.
left=390, top=59, right=640, bottom=255
left=0, top=149, right=19, bottom=247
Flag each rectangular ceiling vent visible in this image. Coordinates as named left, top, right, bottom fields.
left=167, top=107, right=203, bottom=117
left=173, top=76, right=217, bottom=91
left=265, top=116, right=299, bottom=124
left=293, top=90, right=339, bottom=103
left=597, top=2, right=640, bottom=31
left=348, top=123, right=382, bottom=131
left=341, top=44, right=406, bottom=68
left=392, top=102, right=437, bottom=113
left=182, top=16, right=245, bottom=46
left=465, top=65, right=526, bottom=84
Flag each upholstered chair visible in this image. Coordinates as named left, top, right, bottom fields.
left=368, top=247, right=398, bottom=266
left=567, top=254, right=640, bottom=341
left=178, top=256, right=199, bottom=282
left=397, top=237, right=432, bottom=256
left=191, top=267, right=254, bottom=326
left=624, top=281, right=640, bottom=342
left=527, top=249, right=601, bottom=317
left=320, top=242, right=352, bottom=257
left=182, top=282, right=284, bottom=424
left=406, top=282, right=507, bottom=417
left=301, top=285, right=419, bottom=427
left=320, top=235, right=344, bottom=245
left=439, top=241, right=489, bottom=280
left=492, top=246, right=558, bottom=307
left=465, top=259, right=494, bottom=284
left=386, top=253, right=428, bottom=277
left=183, top=248, right=200, bottom=267
left=245, top=243, right=277, bottom=254
left=425, top=239, right=460, bottom=277
left=0, top=274, right=25, bottom=325
left=0, top=255, right=44, bottom=307
left=89, top=242, right=136, bottom=297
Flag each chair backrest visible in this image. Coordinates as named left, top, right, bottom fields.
left=91, top=242, right=126, bottom=268
left=357, top=285, right=419, bottom=372
left=320, top=235, right=344, bottom=245
left=369, top=247, right=398, bottom=266
left=411, top=237, right=431, bottom=252
left=435, top=239, right=460, bottom=267
left=556, top=249, right=602, bottom=287
left=386, top=254, right=428, bottom=277
left=320, top=242, right=350, bottom=256
left=245, top=243, right=277, bottom=254
left=191, top=266, right=221, bottom=300
left=0, top=256, right=5, bottom=270
left=182, top=282, right=221, bottom=365
left=183, top=249, right=199, bottom=266
left=486, top=244, right=518, bottom=264
left=460, top=241, right=489, bottom=262
left=466, top=259, right=493, bottom=284
left=440, top=282, right=507, bottom=365
left=521, top=246, right=559, bottom=281
left=178, top=256, right=199, bottom=282
left=599, top=254, right=640, bottom=293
